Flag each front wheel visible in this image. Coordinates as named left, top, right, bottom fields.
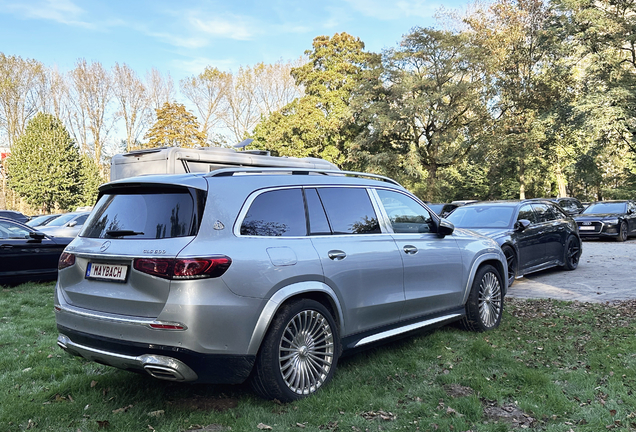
left=461, top=265, right=503, bottom=332
left=562, top=235, right=581, bottom=270
left=251, top=299, right=339, bottom=402
left=616, top=222, right=628, bottom=242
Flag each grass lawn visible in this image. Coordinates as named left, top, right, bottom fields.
left=1, top=282, right=635, bottom=432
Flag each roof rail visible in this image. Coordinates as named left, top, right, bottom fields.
left=205, top=167, right=403, bottom=187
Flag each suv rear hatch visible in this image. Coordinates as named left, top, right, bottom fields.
left=57, top=176, right=208, bottom=318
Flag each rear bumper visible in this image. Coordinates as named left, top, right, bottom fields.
left=57, top=326, right=255, bottom=384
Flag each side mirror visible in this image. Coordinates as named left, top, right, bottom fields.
left=28, top=231, right=45, bottom=241
left=67, top=221, right=78, bottom=227
left=436, top=218, right=455, bottom=238
left=514, top=219, right=531, bottom=232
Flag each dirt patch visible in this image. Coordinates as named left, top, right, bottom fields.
left=482, top=399, right=536, bottom=428
left=169, top=395, right=238, bottom=412
left=444, top=384, right=474, bottom=398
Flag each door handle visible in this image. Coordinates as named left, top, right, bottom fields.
left=403, top=245, right=418, bottom=254
left=328, top=250, right=347, bottom=261
left=0, top=244, right=12, bottom=249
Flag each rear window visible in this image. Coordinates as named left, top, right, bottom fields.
left=81, top=187, right=198, bottom=239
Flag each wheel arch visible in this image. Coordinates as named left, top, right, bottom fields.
left=462, top=252, right=508, bottom=302
left=246, top=281, right=344, bottom=356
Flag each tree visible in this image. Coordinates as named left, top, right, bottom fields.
left=251, top=33, right=375, bottom=167
left=5, top=113, right=83, bottom=212
left=112, top=63, right=151, bottom=152
left=146, top=67, right=174, bottom=111
left=0, top=53, right=46, bottom=147
left=68, top=59, right=114, bottom=171
left=144, top=102, right=206, bottom=148
left=466, top=0, right=574, bottom=199
left=351, top=28, right=492, bottom=201
left=180, top=66, right=231, bottom=140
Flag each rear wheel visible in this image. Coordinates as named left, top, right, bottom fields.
left=563, top=235, right=581, bottom=270
left=501, top=245, right=517, bottom=287
left=617, top=222, right=628, bottom=242
left=461, top=265, right=503, bottom=332
left=251, top=299, right=339, bottom=402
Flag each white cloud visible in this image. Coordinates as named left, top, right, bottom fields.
left=1, top=0, right=94, bottom=28
left=342, top=0, right=438, bottom=20
left=190, top=15, right=254, bottom=41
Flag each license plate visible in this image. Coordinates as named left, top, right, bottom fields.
left=579, top=226, right=595, bottom=231
left=86, top=263, right=128, bottom=282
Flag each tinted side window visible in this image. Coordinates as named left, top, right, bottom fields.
left=376, top=189, right=434, bottom=233
left=517, top=205, right=537, bottom=224
left=241, top=189, right=306, bottom=236
left=305, top=188, right=332, bottom=235
left=82, top=188, right=196, bottom=239
left=317, top=188, right=380, bottom=234
left=0, top=220, right=30, bottom=239
left=531, top=203, right=553, bottom=223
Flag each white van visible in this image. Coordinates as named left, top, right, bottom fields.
left=110, top=146, right=339, bottom=181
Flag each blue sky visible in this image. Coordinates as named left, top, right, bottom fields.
left=0, top=0, right=470, bottom=82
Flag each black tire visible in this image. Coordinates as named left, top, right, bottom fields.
left=461, top=265, right=503, bottom=332
left=617, top=222, right=628, bottom=242
left=562, top=235, right=581, bottom=270
left=251, top=299, right=339, bottom=402
left=501, top=245, right=517, bottom=287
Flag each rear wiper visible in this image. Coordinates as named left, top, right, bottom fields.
left=105, top=230, right=145, bottom=237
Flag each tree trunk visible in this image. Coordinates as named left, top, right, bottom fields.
left=518, top=157, right=526, bottom=200
left=555, top=164, right=567, bottom=197
left=426, top=164, right=438, bottom=202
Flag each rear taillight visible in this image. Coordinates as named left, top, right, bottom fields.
left=133, top=256, right=231, bottom=280
left=58, top=252, right=76, bottom=270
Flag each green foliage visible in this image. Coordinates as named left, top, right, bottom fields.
left=6, top=113, right=84, bottom=212
left=251, top=33, right=377, bottom=168
left=144, top=102, right=207, bottom=148
left=351, top=28, right=492, bottom=201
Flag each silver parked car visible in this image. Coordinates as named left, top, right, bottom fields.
left=38, top=211, right=90, bottom=237
left=55, top=168, right=507, bottom=401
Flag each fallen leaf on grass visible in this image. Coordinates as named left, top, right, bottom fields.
left=257, top=423, right=273, bottom=430
left=112, top=404, right=134, bottom=414
left=91, top=380, right=98, bottom=388
left=148, top=410, right=164, bottom=417
left=96, top=420, right=110, bottom=429
left=361, top=410, right=397, bottom=421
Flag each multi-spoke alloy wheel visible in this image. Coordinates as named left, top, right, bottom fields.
left=279, top=310, right=335, bottom=396
left=461, top=264, right=504, bottom=332
left=251, top=299, right=339, bottom=402
left=478, top=270, right=503, bottom=328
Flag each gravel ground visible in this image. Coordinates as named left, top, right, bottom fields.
left=506, top=238, right=636, bottom=303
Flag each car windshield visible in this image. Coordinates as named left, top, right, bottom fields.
left=26, top=215, right=58, bottom=227
left=446, top=205, right=516, bottom=228
left=583, top=202, right=627, bottom=214
left=45, top=213, right=79, bottom=227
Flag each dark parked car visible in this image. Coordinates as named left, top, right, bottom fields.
left=0, top=210, right=30, bottom=224
left=427, top=203, right=458, bottom=217
left=27, top=214, right=62, bottom=228
left=574, top=200, right=636, bottom=242
left=530, top=197, right=585, bottom=216
left=0, top=217, right=73, bottom=286
left=446, top=200, right=582, bottom=287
